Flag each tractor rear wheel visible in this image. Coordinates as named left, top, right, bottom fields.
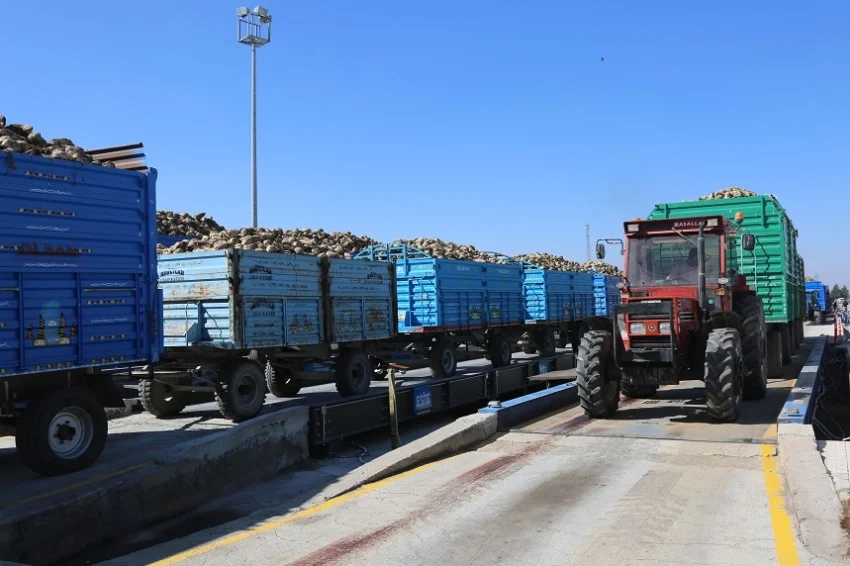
left=704, top=328, right=742, bottom=422
left=737, top=295, right=767, bottom=401
left=576, top=330, right=620, bottom=418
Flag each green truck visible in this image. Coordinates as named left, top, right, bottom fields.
left=648, top=195, right=805, bottom=371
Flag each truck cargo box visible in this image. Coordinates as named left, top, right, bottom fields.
left=355, top=244, right=523, bottom=333
left=805, top=280, right=828, bottom=312
left=647, top=195, right=800, bottom=324
left=0, top=152, right=160, bottom=376
left=593, top=274, right=621, bottom=317
left=159, top=250, right=393, bottom=349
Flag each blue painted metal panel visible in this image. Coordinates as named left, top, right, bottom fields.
left=486, top=263, right=523, bottom=325
left=0, top=152, right=160, bottom=377
left=158, top=250, right=323, bottom=349
left=572, top=273, right=595, bottom=320
left=805, top=280, right=828, bottom=312
left=523, top=268, right=574, bottom=323
left=593, top=274, right=621, bottom=317
left=327, top=258, right=393, bottom=343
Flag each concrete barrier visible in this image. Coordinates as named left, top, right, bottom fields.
left=479, top=382, right=578, bottom=430
left=0, top=406, right=309, bottom=565
left=776, top=337, right=849, bottom=560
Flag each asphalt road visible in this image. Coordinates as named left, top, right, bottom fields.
left=0, top=349, right=563, bottom=512
left=96, top=330, right=827, bottom=566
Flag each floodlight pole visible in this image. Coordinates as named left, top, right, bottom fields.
left=251, top=43, right=257, bottom=229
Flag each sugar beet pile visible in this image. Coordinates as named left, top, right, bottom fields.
left=0, top=114, right=115, bottom=166
left=155, top=216, right=622, bottom=274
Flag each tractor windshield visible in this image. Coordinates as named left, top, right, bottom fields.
left=627, top=233, right=722, bottom=286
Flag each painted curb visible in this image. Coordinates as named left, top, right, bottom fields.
left=479, top=382, right=578, bottom=430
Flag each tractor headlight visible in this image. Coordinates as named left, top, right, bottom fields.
left=629, top=322, right=646, bottom=335
left=659, top=322, right=671, bottom=334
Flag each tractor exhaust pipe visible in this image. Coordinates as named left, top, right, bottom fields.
left=697, top=220, right=707, bottom=316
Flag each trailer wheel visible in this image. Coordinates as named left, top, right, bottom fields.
left=766, top=330, right=783, bottom=378
left=738, top=296, right=767, bottom=401
left=814, top=311, right=824, bottom=325
left=704, top=328, right=742, bottom=422
left=557, top=329, right=569, bottom=349
left=265, top=362, right=302, bottom=398
left=429, top=340, right=457, bottom=378
left=576, top=330, right=620, bottom=418
left=15, top=388, right=108, bottom=476
left=215, top=361, right=266, bottom=422
left=486, top=335, right=512, bottom=368
left=335, top=351, right=373, bottom=397
left=537, top=328, right=556, bottom=357
left=621, top=381, right=658, bottom=399
left=139, top=379, right=186, bottom=418
left=780, top=325, right=792, bottom=365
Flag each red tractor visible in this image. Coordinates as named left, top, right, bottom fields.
left=578, top=215, right=767, bottom=422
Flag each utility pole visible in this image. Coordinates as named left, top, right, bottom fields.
left=585, top=223, right=591, bottom=261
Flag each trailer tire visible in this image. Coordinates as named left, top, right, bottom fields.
left=576, top=330, right=620, bottom=418
left=621, top=381, right=658, bottom=399
left=215, top=361, right=266, bottom=422
left=429, top=340, right=457, bottom=378
left=139, top=378, right=186, bottom=418
left=265, top=362, right=302, bottom=398
left=335, top=351, right=373, bottom=397
left=781, top=325, right=792, bottom=365
left=766, top=330, right=783, bottom=378
left=537, top=328, right=557, bottom=357
left=737, top=295, right=767, bottom=401
left=704, top=328, right=742, bottom=422
left=814, top=311, right=824, bottom=325
left=15, top=388, right=108, bottom=476
left=557, top=328, right=569, bottom=348
left=486, top=335, right=512, bottom=368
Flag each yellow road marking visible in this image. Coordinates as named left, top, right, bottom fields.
left=760, top=444, right=800, bottom=566
left=149, top=453, right=464, bottom=566
left=0, top=461, right=152, bottom=511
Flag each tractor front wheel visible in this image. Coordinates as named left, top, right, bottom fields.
left=576, top=330, right=620, bottom=418
left=704, top=328, right=743, bottom=422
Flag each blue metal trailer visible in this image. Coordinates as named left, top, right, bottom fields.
left=519, top=262, right=615, bottom=354
left=593, top=274, right=622, bottom=317
left=805, top=280, right=830, bottom=324
left=145, top=250, right=395, bottom=420
left=0, top=151, right=160, bottom=476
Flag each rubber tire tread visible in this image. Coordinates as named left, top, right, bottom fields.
left=15, top=388, right=108, bottom=476
left=216, top=360, right=266, bottom=422
left=576, top=330, right=620, bottom=418
left=140, top=378, right=186, bottom=418
left=429, top=340, right=457, bottom=379
left=704, top=328, right=741, bottom=422
left=766, top=331, right=783, bottom=378
left=737, top=295, right=767, bottom=401
left=265, top=362, right=302, bottom=398
left=487, top=335, right=512, bottom=368
left=335, top=351, right=373, bottom=397
left=621, top=381, right=658, bottom=399
left=537, top=328, right=556, bottom=357
left=781, top=325, right=792, bottom=365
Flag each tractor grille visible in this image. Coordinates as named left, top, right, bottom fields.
left=630, top=336, right=670, bottom=349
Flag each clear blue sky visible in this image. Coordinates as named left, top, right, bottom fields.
left=4, top=1, right=849, bottom=285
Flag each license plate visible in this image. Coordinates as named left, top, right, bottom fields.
left=413, top=384, right=432, bottom=415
